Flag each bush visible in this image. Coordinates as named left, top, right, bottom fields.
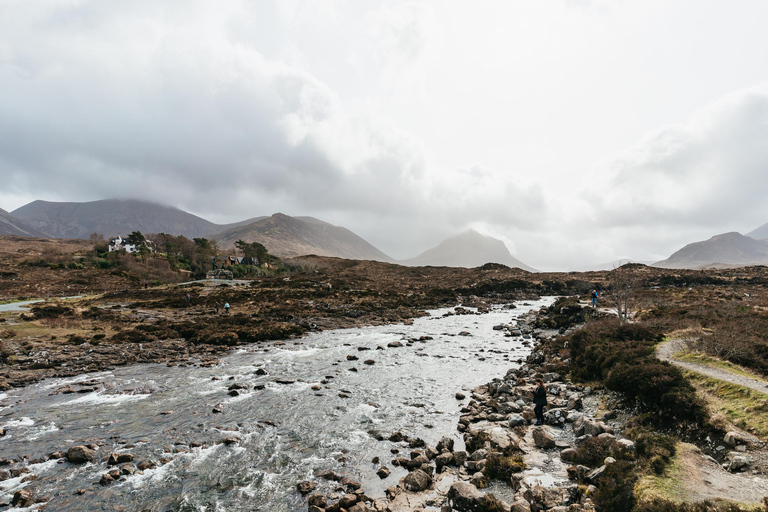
left=592, top=460, right=636, bottom=512
left=484, top=453, right=525, bottom=480
left=570, top=436, right=631, bottom=467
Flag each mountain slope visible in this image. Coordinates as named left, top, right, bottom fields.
left=401, top=230, right=536, bottom=271
left=654, top=232, right=768, bottom=269
left=211, top=213, right=394, bottom=262
left=0, top=208, right=51, bottom=237
left=11, top=199, right=265, bottom=240
left=747, top=223, right=768, bottom=241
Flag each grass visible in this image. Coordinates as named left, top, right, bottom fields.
left=685, top=371, right=768, bottom=438
left=673, top=350, right=768, bottom=384
left=634, top=442, right=689, bottom=503
left=635, top=442, right=764, bottom=511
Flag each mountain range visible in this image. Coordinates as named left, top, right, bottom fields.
left=5, top=198, right=533, bottom=269
left=653, top=232, right=768, bottom=269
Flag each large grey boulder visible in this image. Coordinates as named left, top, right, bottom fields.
left=447, top=481, right=483, bottom=511
left=66, top=445, right=97, bottom=464
left=532, top=427, right=556, bottom=449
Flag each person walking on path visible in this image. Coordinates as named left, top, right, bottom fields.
left=224, top=302, right=230, bottom=314
left=591, top=290, right=598, bottom=307
left=533, top=379, right=547, bottom=426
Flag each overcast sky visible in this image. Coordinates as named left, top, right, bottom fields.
left=2, top=0, right=768, bottom=270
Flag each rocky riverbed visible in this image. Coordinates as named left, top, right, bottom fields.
left=294, top=308, right=636, bottom=512
left=0, top=299, right=557, bottom=511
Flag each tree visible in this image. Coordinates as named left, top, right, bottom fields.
left=89, top=232, right=104, bottom=241
left=609, top=264, right=637, bottom=324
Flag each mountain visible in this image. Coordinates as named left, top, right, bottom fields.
left=747, top=223, right=768, bottom=241
left=11, top=199, right=263, bottom=239
left=584, top=259, right=656, bottom=272
left=0, top=208, right=51, bottom=237
left=654, top=232, right=768, bottom=269
left=401, top=230, right=536, bottom=271
left=210, top=213, right=394, bottom=262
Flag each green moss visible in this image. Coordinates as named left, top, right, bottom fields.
left=673, top=351, right=768, bottom=384
left=685, top=372, right=768, bottom=437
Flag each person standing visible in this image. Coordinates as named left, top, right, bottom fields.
left=533, top=379, right=547, bottom=426
left=591, top=290, right=598, bottom=307
left=224, top=302, right=230, bottom=314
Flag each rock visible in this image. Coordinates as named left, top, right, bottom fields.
left=510, top=499, right=532, bottom=512
left=456, top=392, right=466, bottom=400
left=453, top=451, right=468, bottom=466
left=316, top=469, right=342, bottom=481
left=493, top=324, right=505, bottom=330
left=470, top=471, right=489, bottom=488
left=436, top=436, right=455, bottom=453
left=212, top=404, right=224, bottom=414
left=447, top=481, right=483, bottom=511
left=728, top=453, right=750, bottom=472
left=544, top=408, right=568, bottom=425
left=107, top=452, right=134, bottom=465
left=349, top=503, right=370, bottom=512
left=67, top=445, right=97, bottom=464
left=469, top=449, right=488, bottom=461
left=403, top=469, right=432, bottom=491
left=586, top=465, right=607, bottom=483
left=377, top=466, right=391, bottom=479
left=296, top=480, right=316, bottom=494
left=389, top=431, right=407, bottom=443
left=560, top=448, right=577, bottom=462
left=307, top=493, right=327, bottom=508
left=435, top=452, right=454, bottom=470
left=532, top=427, right=556, bottom=449
left=339, top=493, right=358, bottom=508
left=364, top=359, right=375, bottom=365
left=724, top=431, right=748, bottom=447
left=347, top=354, right=359, bottom=361
left=567, top=397, right=583, bottom=410
left=542, top=372, right=561, bottom=382
left=616, top=439, right=635, bottom=452
left=340, top=476, right=361, bottom=490
left=387, top=341, right=403, bottom=348
left=572, top=417, right=604, bottom=437
left=604, top=457, right=616, bottom=465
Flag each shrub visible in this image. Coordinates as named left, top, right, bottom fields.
left=484, top=453, right=525, bottom=480
left=592, top=460, right=636, bottom=512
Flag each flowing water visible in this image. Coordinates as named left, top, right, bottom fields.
left=0, top=298, right=553, bottom=511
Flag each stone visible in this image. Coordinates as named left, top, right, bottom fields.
left=509, top=414, right=527, bottom=427
left=567, top=397, right=583, bottom=410
left=544, top=408, right=568, bottom=425
left=586, top=465, right=607, bottom=483
left=510, top=499, right=532, bottom=512
left=724, top=431, right=747, bottom=447
left=67, top=445, right=97, bottom=464
left=307, top=493, right=327, bottom=508
left=616, top=439, right=635, bottom=452
left=447, top=481, right=483, bottom=511
left=560, top=448, right=577, bottom=462
left=456, top=392, right=466, bottom=400
left=453, top=451, right=468, bottom=466
left=470, top=471, right=489, bottom=488
left=349, top=503, right=370, bottom=512
left=532, top=427, right=556, bottom=449
left=435, top=452, right=454, bottom=470
left=403, top=469, right=432, bottom=491
left=377, top=466, right=391, bottom=479
left=296, top=480, right=316, bottom=494
left=728, top=453, right=750, bottom=472
left=387, top=341, right=403, bottom=348
left=339, top=493, right=358, bottom=508
left=436, top=436, right=455, bottom=453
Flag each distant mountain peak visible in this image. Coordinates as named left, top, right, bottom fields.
left=655, top=231, right=768, bottom=269
left=402, top=230, right=536, bottom=271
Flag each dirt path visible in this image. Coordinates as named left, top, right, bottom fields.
left=656, top=339, right=768, bottom=395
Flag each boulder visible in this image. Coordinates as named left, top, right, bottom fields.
left=403, top=469, right=432, bottom=491
left=435, top=452, right=454, bottom=470
left=544, top=408, right=568, bottom=426
left=510, top=499, right=532, bottom=512
left=724, top=431, right=748, bottom=447
left=377, top=466, right=391, bottom=479
left=297, top=480, right=316, bottom=494
left=447, top=482, right=483, bottom=511
left=508, top=414, right=527, bottom=427
left=436, top=436, right=455, bottom=453
left=560, top=448, right=577, bottom=462
left=586, top=465, right=607, bottom=483
left=307, top=493, right=327, bottom=508
left=349, top=503, right=370, bottom=512
left=616, top=439, right=635, bottom=452
left=532, top=427, right=556, bottom=449
left=67, top=445, right=97, bottom=464
left=339, top=494, right=358, bottom=508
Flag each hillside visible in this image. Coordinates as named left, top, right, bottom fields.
left=210, top=213, right=394, bottom=262
left=401, top=229, right=536, bottom=271
left=747, top=222, right=768, bottom=241
left=0, top=208, right=51, bottom=237
left=11, top=199, right=262, bottom=240
left=654, top=232, right=768, bottom=269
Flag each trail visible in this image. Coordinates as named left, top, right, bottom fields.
left=656, top=339, right=768, bottom=395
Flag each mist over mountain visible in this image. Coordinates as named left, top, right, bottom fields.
left=0, top=208, right=51, bottom=237
left=401, top=230, right=536, bottom=271
left=654, top=232, right=768, bottom=269
left=211, top=213, right=394, bottom=262
left=11, top=199, right=262, bottom=240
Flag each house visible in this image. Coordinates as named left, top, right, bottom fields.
left=108, top=235, right=154, bottom=254
left=219, top=255, right=256, bottom=266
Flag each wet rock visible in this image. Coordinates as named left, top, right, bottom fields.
left=728, top=453, right=750, bottom=472
left=340, top=476, right=361, bottom=490
left=532, top=427, right=556, bottom=449
left=119, top=463, right=137, bottom=475
left=544, top=408, right=568, bottom=425
left=560, top=448, right=577, bottom=462
left=470, top=471, right=489, bottom=488
left=436, top=436, right=455, bottom=453
left=296, top=480, right=316, bottom=494
left=254, top=368, right=268, bottom=375
left=223, top=436, right=239, bottom=445
left=11, top=489, right=34, bottom=507
left=67, top=445, right=97, bottom=464
left=212, top=404, right=224, bottom=414
left=724, top=431, right=748, bottom=447
left=275, top=379, right=295, bottom=385
left=455, top=392, right=466, bottom=400
left=389, top=431, right=407, bottom=443
left=339, top=493, right=359, bottom=508
left=510, top=499, right=532, bottom=512
left=403, top=469, right=432, bottom=491
left=377, top=466, right=391, bottom=479
left=316, top=469, right=342, bottom=481
left=453, top=450, right=468, bottom=466
left=349, top=503, right=370, bottom=512
left=567, top=396, right=583, bottom=410
left=387, top=341, right=403, bottom=348
left=137, top=460, right=156, bottom=470
left=307, top=493, right=327, bottom=508
left=447, top=481, right=483, bottom=511
left=435, top=452, right=454, bottom=471
left=364, top=359, right=375, bottom=365
left=346, top=355, right=359, bottom=361
left=107, top=452, right=134, bottom=465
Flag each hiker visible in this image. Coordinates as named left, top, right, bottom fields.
left=327, top=282, right=332, bottom=293
left=224, top=302, right=230, bottom=314
left=185, top=293, right=191, bottom=304
left=591, top=290, right=598, bottom=307
left=533, top=378, right=547, bottom=426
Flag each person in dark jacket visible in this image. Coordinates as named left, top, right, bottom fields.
left=533, top=378, right=547, bottom=426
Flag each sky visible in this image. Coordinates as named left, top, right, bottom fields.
left=1, top=0, right=768, bottom=270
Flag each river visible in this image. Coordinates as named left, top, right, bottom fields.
left=0, top=298, right=553, bottom=511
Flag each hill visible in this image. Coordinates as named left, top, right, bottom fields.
left=401, top=229, right=536, bottom=271
left=11, top=199, right=262, bottom=240
left=747, top=222, right=768, bottom=241
left=654, top=232, right=768, bottom=269
left=0, top=208, right=51, bottom=237
left=210, top=213, right=394, bottom=262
